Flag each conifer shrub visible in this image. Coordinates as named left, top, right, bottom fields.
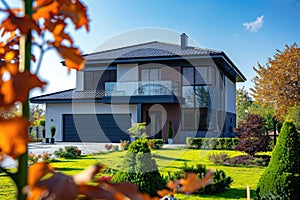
left=111, top=139, right=166, bottom=196
left=257, top=121, right=300, bottom=199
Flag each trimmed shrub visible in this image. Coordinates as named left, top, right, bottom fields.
left=148, top=139, right=164, bottom=149
left=54, top=146, right=81, bottom=158
left=111, top=139, right=165, bottom=196
left=224, top=138, right=234, bottom=150
left=218, top=138, right=226, bottom=150
left=203, top=138, right=210, bottom=149
left=209, top=138, right=218, bottom=149
left=232, top=138, right=239, bottom=148
left=185, top=137, right=239, bottom=150
left=167, top=121, right=173, bottom=138
left=186, top=137, right=193, bottom=148
left=186, top=138, right=204, bottom=149
left=192, top=138, right=204, bottom=149
left=173, top=163, right=233, bottom=194
left=257, top=121, right=300, bottom=199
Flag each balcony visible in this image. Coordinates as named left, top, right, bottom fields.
left=103, top=81, right=180, bottom=104
left=105, top=81, right=179, bottom=97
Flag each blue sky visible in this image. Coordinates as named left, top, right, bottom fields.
left=5, top=0, right=300, bottom=96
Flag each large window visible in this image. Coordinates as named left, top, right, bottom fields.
left=84, top=70, right=116, bottom=90
left=140, top=68, right=161, bottom=82
left=182, top=66, right=212, bottom=130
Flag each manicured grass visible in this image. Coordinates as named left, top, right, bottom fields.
left=0, top=148, right=267, bottom=199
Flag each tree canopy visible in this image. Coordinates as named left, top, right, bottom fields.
left=251, top=43, right=300, bottom=119
left=236, top=87, right=253, bottom=125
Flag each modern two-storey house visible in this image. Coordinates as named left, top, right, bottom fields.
left=30, top=33, right=246, bottom=143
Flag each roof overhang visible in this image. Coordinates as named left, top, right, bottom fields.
left=85, top=53, right=246, bottom=83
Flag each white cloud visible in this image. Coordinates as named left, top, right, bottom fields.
left=243, top=15, right=265, bottom=32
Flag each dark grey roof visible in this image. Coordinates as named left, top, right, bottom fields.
left=84, top=41, right=221, bottom=61
left=83, top=41, right=246, bottom=82
left=30, top=89, right=105, bottom=103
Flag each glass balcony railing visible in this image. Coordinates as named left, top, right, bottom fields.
left=105, top=81, right=179, bottom=96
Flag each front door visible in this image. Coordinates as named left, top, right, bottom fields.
left=146, top=111, right=162, bottom=139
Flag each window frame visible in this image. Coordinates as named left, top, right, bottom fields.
left=181, top=66, right=213, bottom=131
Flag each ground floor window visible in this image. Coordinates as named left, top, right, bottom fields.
left=182, top=108, right=208, bottom=130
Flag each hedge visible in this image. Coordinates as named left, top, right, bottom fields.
left=186, top=137, right=239, bottom=150
left=147, top=139, right=164, bottom=149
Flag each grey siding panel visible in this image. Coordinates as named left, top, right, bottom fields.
left=63, top=114, right=131, bottom=142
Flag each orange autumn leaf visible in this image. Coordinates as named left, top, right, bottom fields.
left=55, top=45, right=85, bottom=71
left=0, top=73, right=45, bottom=110
left=32, top=1, right=59, bottom=21
left=44, top=19, right=73, bottom=45
left=179, top=171, right=214, bottom=194
left=58, top=0, right=89, bottom=31
left=102, top=182, right=140, bottom=200
left=77, top=185, right=115, bottom=199
left=156, top=189, right=174, bottom=197
left=166, top=179, right=180, bottom=191
left=0, top=117, right=30, bottom=159
left=35, top=0, right=54, bottom=7
left=28, top=162, right=54, bottom=187
left=0, top=12, right=40, bottom=36
left=0, top=71, right=46, bottom=109
left=13, top=71, right=46, bottom=101
left=73, top=163, right=102, bottom=185
left=28, top=172, right=78, bottom=200
left=27, top=163, right=77, bottom=200
left=0, top=79, right=14, bottom=107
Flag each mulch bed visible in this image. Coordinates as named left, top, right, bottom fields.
left=224, top=155, right=271, bottom=167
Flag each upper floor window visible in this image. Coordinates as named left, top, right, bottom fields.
left=140, top=68, right=161, bottom=82
left=84, top=70, right=116, bottom=90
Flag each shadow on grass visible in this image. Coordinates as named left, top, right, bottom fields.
left=200, top=188, right=257, bottom=199
left=53, top=155, right=97, bottom=161
left=54, top=167, right=82, bottom=172
left=50, top=159, right=75, bottom=163
left=152, top=154, right=189, bottom=162
left=159, top=166, right=183, bottom=171
left=153, top=148, right=186, bottom=151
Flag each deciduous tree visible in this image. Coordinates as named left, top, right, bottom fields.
left=234, top=114, right=268, bottom=156
left=236, top=86, right=253, bottom=125
left=251, top=43, right=300, bottom=119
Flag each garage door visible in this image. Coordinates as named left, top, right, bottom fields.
left=63, top=114, right=131, bottom=142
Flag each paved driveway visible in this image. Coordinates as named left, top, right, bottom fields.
left=1, top=142, right=118, bottom=168
left=1, top=142, right=185, bottom=168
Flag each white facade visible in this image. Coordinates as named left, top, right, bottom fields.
left=225, top=76, right=236, bottom=114
left=45, top=103, right=137, bottom=141
left=117, top=63, right=139, bottom=81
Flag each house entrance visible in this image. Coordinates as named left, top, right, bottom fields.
left=146, top=111, right=162, bottom=139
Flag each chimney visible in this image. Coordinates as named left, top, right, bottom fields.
left=180, top=33, right=188, bottom=50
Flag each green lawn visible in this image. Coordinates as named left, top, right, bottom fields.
left=0, top=148, right=268, bottom=199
